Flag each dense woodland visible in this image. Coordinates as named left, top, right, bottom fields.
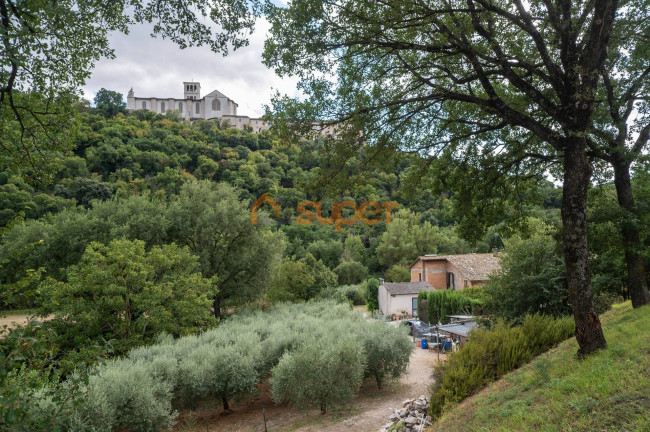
left=1, top=99, right=648, bottom=331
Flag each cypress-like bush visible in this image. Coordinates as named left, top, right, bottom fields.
left=429, top=314, right=574, bottom=417
left=425, top=290, right=481, bottom=324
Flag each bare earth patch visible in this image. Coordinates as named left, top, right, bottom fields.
left=0, top=313, right=52, bottom=334
left=174, top=347, right=445, bottom=432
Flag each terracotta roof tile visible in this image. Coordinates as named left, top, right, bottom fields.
left=410, top=253, right=501, bottom=281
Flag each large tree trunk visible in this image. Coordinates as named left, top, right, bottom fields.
left=562, top=141, right=607, bottom=356
left=612, top=157, right=650, bottom=307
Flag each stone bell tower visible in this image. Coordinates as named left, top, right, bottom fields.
left=126, top=87, right=135, bottom=110
left=183, top=82, right=201, bottom=100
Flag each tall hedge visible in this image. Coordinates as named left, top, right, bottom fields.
left=424, top=290, right=480, bottom=324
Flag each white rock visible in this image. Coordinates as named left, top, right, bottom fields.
left=404, top=415, right=418, bottom=425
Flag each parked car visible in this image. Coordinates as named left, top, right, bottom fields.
left=404, top=319, right=432, bottom=336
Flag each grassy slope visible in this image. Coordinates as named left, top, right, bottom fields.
left=428, top=302, right=650, bottom=431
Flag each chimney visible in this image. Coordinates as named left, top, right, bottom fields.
left=379, top=278, right=385, bottom=285
left=493, top=247, right=498, bottom=256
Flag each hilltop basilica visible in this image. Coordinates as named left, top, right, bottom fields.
left=126, top=81, right=270, bottom=133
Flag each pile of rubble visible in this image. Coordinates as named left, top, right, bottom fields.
left=378, top=395, right=433, bottom=432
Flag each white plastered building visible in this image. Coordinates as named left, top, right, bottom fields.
left=126, top=82, right=270, bottom=133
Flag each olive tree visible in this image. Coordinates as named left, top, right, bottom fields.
left=270, top=337, right=365, bottom=414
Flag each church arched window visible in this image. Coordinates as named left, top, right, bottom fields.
left=212, top=99, right=221, bottom=111
left=141, top=101, right=146, bottom=109
left=160, top=101, right=166, bottom=113
left=195, top=102, right=200, bottom=114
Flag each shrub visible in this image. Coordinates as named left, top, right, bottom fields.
left=337, top=284, right=366, bottom=305
left=429, top=314, right=574, bottom=417
left=317, top=284, right=365, bottom=305
left=385, top=264, right=410, bottom=282
left=482, top=227, right=570, bottom=321
left=365, top=278, right=379, bottom=312
left=334, top=261, right=368, bottom=285
left=270, top=336, right=365, bottom=414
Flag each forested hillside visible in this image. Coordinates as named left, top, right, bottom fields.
left=0, top=107, right=522, bottom=310
left=3, top=103, right=649, bottom=316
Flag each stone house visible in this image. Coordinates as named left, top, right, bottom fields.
left=378, top=281, right=435, bottom=317
left=409, top=253, right=501, bottom=290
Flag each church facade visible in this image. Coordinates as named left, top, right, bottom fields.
left=126, top=82, right=270, bottom=133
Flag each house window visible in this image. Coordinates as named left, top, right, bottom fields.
left=464, top=279, right=468, bottom=287
left=160, top=101, right=165, bottom=113
left=412, top=297, right=418, bottom=317
left=178, top=102, right=183, bottom=111
left=418, top=273, right=422, bottom=282
left=212, top=99, right=221, bottom=111
left=195, top=102, right=200, bottom=114
left=447, top=272, right=455, bottom=289
left=141, top=101, right=146, bottom=109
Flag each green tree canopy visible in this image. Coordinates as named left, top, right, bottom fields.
left=376, top=209, right=448, bottom=268
left=262, top=0, right=644, bottom=354
left=94, top=88, right=127, bottom=118
left=265, top=258, right=315, bottom=303
left=166, top=181, right=285, bottom=317
left=38, top=239, right=217, bottom=371
left=484, top=225, right=570, bottom=321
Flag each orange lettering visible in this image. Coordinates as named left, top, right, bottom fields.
left=334, top=201, right=358, bottom=230
left=382, top=201, right=400, bottom=224
left=297, top=201, right=316, bottom=225
left=357, top=201, right=382, bottom=225
left=251, top=193, right=281, bottom=224
left=315, top=202, right=334, bottom=225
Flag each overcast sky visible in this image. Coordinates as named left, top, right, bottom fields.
left=81, top=18, right=300, bottom=118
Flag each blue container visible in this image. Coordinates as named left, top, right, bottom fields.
left=421, top=339, right=428, bottom=350
left=444, top=341, right=452, bottom=351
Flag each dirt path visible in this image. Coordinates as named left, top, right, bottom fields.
left=174, top=347, right=445, bottom=432
left=0, top=312, right=52, bottom=334
left=0, top=313, right=35, bottom=330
